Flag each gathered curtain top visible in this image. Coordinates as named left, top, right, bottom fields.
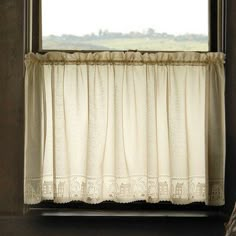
left=25, top=51, right=225, bottom=65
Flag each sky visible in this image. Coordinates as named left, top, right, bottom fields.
left=42, top=0, right=208, bottom=37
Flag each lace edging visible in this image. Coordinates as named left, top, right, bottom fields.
left=24, top=175, right=224, bottom=205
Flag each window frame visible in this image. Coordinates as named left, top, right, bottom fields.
left=24, top=0, right=227, bottom=216
left=27, top=0, right=227, bottom=54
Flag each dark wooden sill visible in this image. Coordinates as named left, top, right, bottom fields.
left=26, top=208, right=228, bottom=219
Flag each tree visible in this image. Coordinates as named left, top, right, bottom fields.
left=147, top=28, right=155, bottom=36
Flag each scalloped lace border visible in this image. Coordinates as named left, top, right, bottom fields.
left=24, top=175, right=224, bottom=205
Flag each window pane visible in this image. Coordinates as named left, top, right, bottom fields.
left=42, top=0, right=209, bottom=51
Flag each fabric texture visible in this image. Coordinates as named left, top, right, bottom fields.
left=226, top=203, right=236, bottom=236
left=24, top=52, right=225, bottom=205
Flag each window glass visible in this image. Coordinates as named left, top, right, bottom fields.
left=42, top=0, right=208, bottom=51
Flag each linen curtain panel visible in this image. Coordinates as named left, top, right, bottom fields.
left=24, top=52, right=225, bottom=205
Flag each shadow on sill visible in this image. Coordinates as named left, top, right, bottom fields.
left=25, top=201, right=229, bottom=219
left=26, top=208, right=228, bottom=219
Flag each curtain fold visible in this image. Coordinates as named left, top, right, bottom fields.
left=24, top=52, right=225, bottom=205
left=226, top=203, right=236, bottom=236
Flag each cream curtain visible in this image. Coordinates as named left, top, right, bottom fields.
left=24, top=52, right=225, bottom=205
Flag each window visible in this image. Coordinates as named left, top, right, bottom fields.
left=28, top=0, right=226, bottom=53
left=25, top=0, right=226, bottom=215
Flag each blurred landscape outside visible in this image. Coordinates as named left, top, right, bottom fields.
left=42, top=0, right=208, bottom=51
left=43, top=31, right=208, bottom=51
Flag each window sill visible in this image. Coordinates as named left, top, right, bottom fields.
left=26, top=208, right=228, bottom=219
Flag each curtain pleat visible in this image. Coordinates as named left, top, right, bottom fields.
left=24, top=52, right=225, bottom=205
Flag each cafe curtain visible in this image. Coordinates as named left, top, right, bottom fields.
left=24, top=52, right=225, bottom=205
